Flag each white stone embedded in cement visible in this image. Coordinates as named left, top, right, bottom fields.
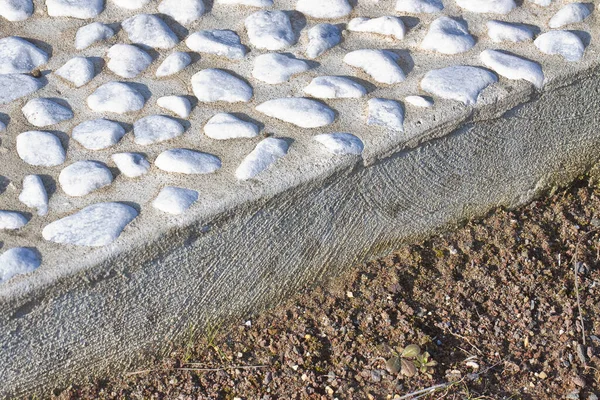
left=296, top=0, right=352, bottom=19
left=112, top=153, right=150, bottom=178
left=158, top=0, right=205, bottom=25
left=252, top=53, right=310, bottom=84
left=72, top=118, right=126, bottom=150
left=314, top=133, right=364, bottom=155
left=87, top=82, right=146, bottom=114
left=42, top=202, right=138, bottom=246
left=256, top=98, right=335, bottom=128
left=16, top=131, right=66, bottom=166
left=22, top=98, right=73, bottom=127
left=421, top=16, right=475, bottom=55
left=487, top=20, right=534, bottom=43
left=46, top=0, right=104, bottom=19
left=343, top=49, right=405, bottom=84
left=122, top=14, right=179, bottom=49
left=156, top=52, right=192, bottom=77
left=0, top=0, right=33, bottom=21
left=0, top=211, right=28, bottom=230
left=153, top=186, right=199, bottom=214
left=529, top=0, right=551, bottom=5
left=480, top=49, right=544, bottom=89
left=0, top=74, right=43, bottom=105
left=111, top=0, right=149, bottom=9
left=133, top=115, right=185, bottom=145
left=245, top=11, right=296, bottom=51
left=236, top=137, right=288, bottom=180
left=549, top=3, right=591, bottom=29
left=0, top=248, right=41, bottom=283
left=59, top=160, right=113, bottom=197
left=157, top=96, right=191, bottom=118
left=0, top=36, right=48, bottom=74
left=304, top=76, right=367, bottom=99
left=306, top=24, right=341, bottom=59
left=0, top=121, right=6, bottom=131
left=75, top=22, right=115, bottom=50
left=455, top=0, right=516, bottom=14
left=19, top=175, right=48, bottom=216
left=395, top=0, right=443, bottom=13
left=107, top=44, right=152, bottom=79
left=421, top=65, right=498, bottom=106
left=217, top=0, right=272, bottom=6
left=367, top=98, right=404, bottom=132
left=54, top=57, right=95, bottom=87
left=204, top=113, right=260, bottom=140
left=405, top=95, right=433, bottom=108
left=534, top=30, right=585, bottom=62
left=155, top=148, right=222, bottom=174
left=191, top=69, right=253, bottom=103
left=348, top=17, right=406, bottom=40
left=185, top=30, right=247, bottom=60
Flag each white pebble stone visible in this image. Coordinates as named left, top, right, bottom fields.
left=185, top=30, right=247, bottom=60
left=122, top=14, right=179, bottom=49
left=217, top=0, right=272, bottom=6
left=236, top=137, right=288, bottom=180
left=534, top=30, right=585, bottom=62
left=455, top=0, right=516, bottom=14
left=405, top=95, right=433, bottom=108
left=296, top=0, right=352, bottom=19
left=314, top=133, right=364, bottom=155
left=549, top=3, right=591, bottom=29
left=395, top=0, right=443, bottom=13
left=204, top=113, right=259, bottom=140
left=0, top=74, right=43, bottom=105
left=245, top=11, right=296, bottom=50
left=156, top=52, right=191, bottom=77
left=252, top=53, right=310, bottom=84
left=256, top=98, right=335, bottom=128
left=59, top=161, right=113, bottom=197
left=191, top=69, right=253, bottom=103
left=158, top=0, right=205, bottom=25
left=54, top=57, right=95, bottom=87
left=0, top=211, right=28, bottom=230
left=0, top=121, right=6, bottom=131
left=348, top=16, right=406, bottom=40
left=42, top=202, right=138, bottom=246
left=304, top=76, right=366, bottom=99
left=157, top=96, right=191, bottom=118
left=480, top=49, right=544, bottom=89
left=111, top=0, right=150, bottom=10
left=0, top=0, right=33, bottom=21
left=72, top=119, right=126, bottom=150
left=305, top=24, right=341, bottom=59
left=0, top=248, right=41, bottom=283
left=46, top=0, right=104, bottom=19
left=19, top=175, right=48, bottom=216
left=421, top=16, right=475, bottom=55
left=367, top=98, right=404, bottom=132
left=529, top=0, right=551, bottom=5
left=133, top=115, right=185, bottom=145
left=344, top=49, right=405, bottom=84
left=153, top=186, right=199, bottom=214
left=421, top=66, right=498, bottom=106
left=75, top=22, right=115, bottom=50
left=87, top=82, right=146, bottom=114
left=112, top=153, right=150, bottom=178
left=22, top=98, right=73, bottom=127
left=155, top=148, right=222, bottom=174
left=487, top=20, right=534, bottom=43
left=16, top=131, right=66, bottom=166
left=0, top=36, right=48, bottom=74
left=107, top=44, right=152, bottom=78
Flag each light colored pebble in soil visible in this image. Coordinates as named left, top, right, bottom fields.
left=455, top=0, right=516, bottom=14
left=296, top=0, right=352, bottom=19
left=185, top=30, right=247, bottom=60
left=304, top=76, right=367, bottom=99
left=112, top=153, right=150, bottom=178
left=487, top=21, right=534, bottom=43
left=0, top=248, right=41, bottom=284
left=245, top=11, right=296, bottom=51
left=16, top=131, right=65, bottom=166
left=421, top=16, right=475, bottom=55
left=0, top=74, right=42, bottom=105
left=42, top=202, right=138, bottom=246
left=59, top=161, right=113, bottom=197
left=421, top=65, right=498, bottom=106
left=480, top=49, right=544, bottom=89
left=191, top=69, right=253, bottom=103
left=54, top=57, right=96, bottom=87
left=549, top=3, right=591, bottom=29
left=367, top=98, right=404, bottom=132
left=87, top=81, right=146, bottom=114
left=153, top=186, right=199, bottom=214
left=306, top=24, right=341, bottom=59
left=314, top=133, right=364, bottom=155
left=133, top=115, right=185, bottom=145
left=75, top=22, right=115, bottom=50
left=111, top=0, right=151, bottom=9
left=256, top=98, right=335, bottom=128
left=395, top=0, right=443, bottom=13
left=0, top=36, right=48, bottom=74
left=534, top=31, right=585, bottom=62
left=22, top=98, right=73, bottom=127
left=46, top=0, right=104, bottom=19
left=156, top=52, right=192, bottom=77
left=236, top=137, right=288, bottom=180
left=72, top=119, right=126, bottom=150
left=19, top=175, right=48, bottom=216
left=122, top=14, right=179, bottom=49
left=158, top=0, right=205, bottom=25
left=252, top=53, right=310, bottom=84
left=0, top=211, right=28, bottom=230
left=344, top=49, right=405, bottom=84
left=204, top=113, right=259, bottom=140
left=107, top=44, right=152, bottom=79
left=217, top=0, right=272, bottom=6
left=405, top=95, right=433, bottom=108
left=155, top=149, right=222, bottom=174
left=157, top=96, right=192, bottom=118
left=348, top=16, right=406, bottom=40
left=0, top=0, right=33, bottom=21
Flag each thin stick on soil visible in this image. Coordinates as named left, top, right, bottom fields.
left=176, top=365, right=268, bottom=372
left=397, top=383, right=450, bottom=399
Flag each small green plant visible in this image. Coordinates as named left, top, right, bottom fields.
left=386, top=344, right=438, bottom=378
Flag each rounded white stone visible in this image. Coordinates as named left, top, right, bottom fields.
left=0, top=247, right=41, bottom=283
left=107, top=44, right=152, bottom=79
left=421, top=16, right=475, bottom=55
left=59, top=161, right=113, bottom=197
left=549, top=3, right=591, bottom=29
left=0, top=0, right=33, bottom=21
left=16, top=131, right=66, bottom=166
left=245, top=10, right=296, bottom=50
left=314, top=133, right=364, bottom=155
left=111, top=0, right=150, bottom=10
left=204, top=113, right=259, bottom=140
left=480, top=49, right=544, bottom=89
left=534, top=30, right=585, bottom=62
left=122, top=14, right=179, bottom=49
left=252, top=53, right=310, bottom=84
left=155, top=149, right=222, bottom=174
left=112, top=153, right=150, bottom=178
left=133, top=115, right=185, bottom=145
left=455, top=0, right=516, bottom=14
left=46, top=0, right=105, bottom=19
left=75, top=22, right=114, bottom=50
left=305, top=24, right=341, bottom=59
left=367, top=98, right=405, bottom=132
left=72, top=119, right=126, bottom=150
left=0, top=74, right=42, bottom=105
left=185, top=30, right=247, bottom=60
left=191, top=69, right=253, bottom=103
left=405, top=95, right=433, bottom=108
left=348, top=16, right=406, bottom=40
left=157, top=96, right=191, bottom=118
left=256, top=98, right=335, bottom=128
left=22, top=98, right=73, bottom=127
left=236, top=137, right=288, bottom=180
left=87, top=82, right=146, bottom=114
left=156, top=52, right=192, bottom=77
left=158, top=0, right=205, bottom=25
left=395, top=0, right=443, bottom=13
left=153, top=186, right=199, bottom=214
left=54, top=57, right=96, bottom=87
left=529, top=0, right=551, bottom=5
left=19, top=175, right=48, bottom=216
left=344, top=49, right=406, bottom=84
left=217, top=0, right=272, bottom=6
left=0, top=36, right=48, bottom=74
left=487, top=20, right=534, bottom=43
left=0, top=211, right=28, bottom=230
left=304, top=76, right=367, bottom=99
left=421, top=66, right=498, bottom=106
left=296, top=0, right=352, bottom=19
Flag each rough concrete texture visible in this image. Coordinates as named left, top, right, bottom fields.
left=0, top=0, right=599, bottom=397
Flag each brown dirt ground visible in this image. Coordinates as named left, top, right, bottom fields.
left=53, top=180, right=600, bottom=400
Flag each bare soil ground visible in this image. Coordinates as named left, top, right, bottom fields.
left=53, top=180, right=600, bottom=399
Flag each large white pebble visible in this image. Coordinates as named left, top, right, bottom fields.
left=75, top=22, right=115, bottom=50
left=455, top=0, right=516, bottom=14
left=155, top=149, right=221, bottom=174
left=367, top=98, right=404, bottom=132
left=252, top=53, right=310, bottom=84
left=157, top=96, right=191, bottom=118
left=549, top=3, right=591, bottom=28
left=236, top=137, right=288, bottom=180
left=87, top=82, right=146, bottom=114
left=0, top=247, right=41, bottom=283
left=395, top=0, right=443, bottom=13
left=534, top=30, right=585, bottom=62
left=245, top=11, right=296, bottom=50
left=19, top=175, right=48, bottom=216
left=122, top=14, right=179, bottom=49
left=17, top=131, right=66, bottom=166
left=156, top=52, right=191, bottom=77
left=0, top=211, right=28, bottom=230
left=46, top=0, right=105, bottom=19
left=421, top=66, right=498, bottom=105
left=0, top=74, right=42, bottom=105
left=487, top=20, right=534, bottom=43
left=0, top=36, right=48, bottom=74
left=348, top=16, right=406, bottom=40
left=72, top=119, right=126, bottom=150
left=112, top=153, right=150, bottom=178
left=185, top=30, right=247, bottom=60
left=153, top=186, right=199, bottom=214
left=134, top=115, right=185, bottom=145
left=296, top=0, right=352, bottom=19
left=344, top=49, right=405, bottom=84
left=480, top=49, right=544, bottom=89
left=256, top=98, right=335, bottom=128
left=111, top=0, right=150, bottom=9
left=158, top=0, right=205, bottom=25
left=107, top=44, right=152, bottom=78
left=314, top=133, right=364, bottom=155
left=59, top=160, right=113, bottom=197
left=54, top=57, right=96, bottom=87
left=0, top=0, right=33, bottom=21
left=22, top=98, right=73, bottom=127
left=191, top=69, right=253, bottom=103
left=305, top=24, right=341, bottom=59
left=204, top=113, right=259, bottom=140
left=421, top=16, right=475, bottom=55
left=304, top=76, right=366, bottom=99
